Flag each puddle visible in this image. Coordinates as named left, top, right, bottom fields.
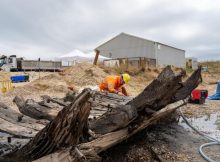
left=179, top=113, right=220, bottom=139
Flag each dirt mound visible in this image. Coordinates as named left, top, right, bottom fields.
left=5, top=63, right=109, bottom=98
left=4, top=73, right=66, bottom=100
left=61, top=63, right=108, bottom=88
left=4, top=63, right=162, bottom=99
left=62, top=63, right=163, bottom=95
left=31, top=73, right=68, bottom=92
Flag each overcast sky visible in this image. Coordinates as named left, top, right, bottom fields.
left=0, top=0, right=220, bottom=60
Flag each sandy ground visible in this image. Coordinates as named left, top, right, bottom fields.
left=0, top=71, right=65, bottom=113
left=0, top=63, right=157, bottom=111
left=102, top=122, right=220, bottom=162
left=0, top=64, right=220, bottom=161
left=102, top=97, right=220, bottom=162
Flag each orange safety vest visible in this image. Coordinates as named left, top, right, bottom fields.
left=99, top=75, right=123, bottom=93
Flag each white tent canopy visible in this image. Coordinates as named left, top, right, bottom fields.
left=58, top=49, right=108, bottom=66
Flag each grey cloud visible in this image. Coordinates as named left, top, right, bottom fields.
left=0, top=0, right=219, bottom=60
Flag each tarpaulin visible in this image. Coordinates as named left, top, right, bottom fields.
left=207, top=82, right=220, bottom=100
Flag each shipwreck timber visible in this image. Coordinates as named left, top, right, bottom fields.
left=0, top=66, right=202, bottom=162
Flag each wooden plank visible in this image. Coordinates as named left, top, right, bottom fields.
left=4, top=89, right=92, bottom=162
left=93, top=50, right=100, bottom=65
left=41, top=95, right=69, bottom=107
left=0, top=118, right=38, bottom=138
left=14, top=96, right=60, bottom=121
left=81, top=100, right=186, bottom=154
left=0, top=107, right=45, bottom=131
left=33, top=100, right=186, bottom=162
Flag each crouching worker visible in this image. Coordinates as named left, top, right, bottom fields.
left=99, top=73, right=130, bottom=96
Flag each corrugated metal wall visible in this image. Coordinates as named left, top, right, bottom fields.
left=96, top=33, right=156, bottom=59
left=96, top=33, right=185, bottom=68
left=155, top=43, right=185, bottom=68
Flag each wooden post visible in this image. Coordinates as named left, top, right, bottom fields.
left=93, top=50, right=100, bottom=65
left=139, top=57, right=141, bottom=68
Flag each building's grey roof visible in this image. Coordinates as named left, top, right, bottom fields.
left=95, top=32, right=185, bottom=52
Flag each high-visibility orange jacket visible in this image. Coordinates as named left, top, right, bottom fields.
left=99, top=75, right=123, bottom=93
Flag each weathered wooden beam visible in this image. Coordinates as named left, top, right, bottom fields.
left=89, top=67, right=201, bottom=135
left=174, top=67, right=202, bottom=101
left=3, top=89, right=92, bottom=162
left=40, top=95, right=69, bottom=107
left=0, top=104, right=45, bottom=138
left=0, top=117, right=38, bottom=138
left=0, top=106, right=45, bottom=131
left=89, top=104, right=138, bottom=134
left=93, top=50, right=100, bottom=65
left=13, top=96, right=59, bottom=121
left=33, top=100, right=186, bottom=162
left=13, top=90, right=130, bottom=123
left=127, top=66, right=183, bottom=111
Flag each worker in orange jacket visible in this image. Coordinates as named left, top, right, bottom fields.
left=99, top=73, right=131, bottom=96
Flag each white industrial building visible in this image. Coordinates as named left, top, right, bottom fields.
left=93, top=33, right=185, bottom=68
